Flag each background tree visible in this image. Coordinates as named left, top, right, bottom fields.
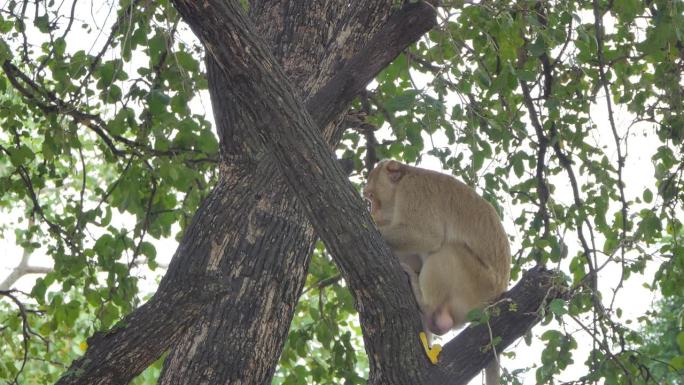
left=0, top=0, right=683, bottom=385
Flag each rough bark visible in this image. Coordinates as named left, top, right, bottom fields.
left=56, top=1, right=435, bottom=385
left=158, top=2, right=436, bottom=384
left=57, top=173, right=262, bottom=384
left=171, top=1, right=429, bottom=383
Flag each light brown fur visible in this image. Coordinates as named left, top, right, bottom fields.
left=363, top=160, right=511, bottom=385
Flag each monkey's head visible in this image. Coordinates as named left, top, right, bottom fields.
left=363, top=160, right=407, bottom=225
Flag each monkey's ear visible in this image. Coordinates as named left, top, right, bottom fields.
left=385, top=160, right=405, bottom=183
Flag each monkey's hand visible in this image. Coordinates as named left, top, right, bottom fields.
left=419, top=332, right=442, bottom=364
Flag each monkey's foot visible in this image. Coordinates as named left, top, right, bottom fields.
left=419, top=332, right=442, bottom=364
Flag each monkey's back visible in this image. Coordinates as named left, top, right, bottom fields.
left=400, top=166, right=511, bottom=293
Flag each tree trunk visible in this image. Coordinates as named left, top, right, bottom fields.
left=158, top=2, right=427, bottom=384
left=56, top=1, right=436, bottom=384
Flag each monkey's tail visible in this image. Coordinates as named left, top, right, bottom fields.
left=485, top=357, right=500, bottom=385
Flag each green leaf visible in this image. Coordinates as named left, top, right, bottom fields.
left=34, top=15, right=50, bottom=33
left=613, top=0, right=640, bottom=21
left=0, top=17, right=13, bottom=33
left=670, top=355, right=684, bottom=370
left=466, top=308, right=486, bottom=323
left=385, top=92, right=418, bottom=112
left=515, top=69, right=536, bottom=82
left=31, top=278, right=48, bottom=304
left=643, top=188, right=653, bottom=203
left=148, top=33, right=166, bottom=65
left=549, top=298, right=567, bottom=316
left=64, top=300, right=81, bottom=327
left=104, top=84, right=122, bottom=102
left=54, top=37, right=66, bottom=57
left=139, top=241, right=156, bottom=259
left=171, top=94, right=189, bottom=115
left=84, top=288, right=101, bottom=307
left=0, top=38, right=13, bottom=62
left=9, top=145, right=35, bottom=166
left=175, top=51, right=199, bottom=72
left=637, top=210, right=662, bottom=241
left=101, top=302, right=120, bottom=328
left=473, top=151, right=484, bottom=171
left=512, top=152, right=525, bottom=177
left=528, top=37, right=547, bottom=57
left=475, top=68, right=491, bottom=87
left=148, top=90, right=170, bottom=115
left=96, top=61, right=117, bottom=88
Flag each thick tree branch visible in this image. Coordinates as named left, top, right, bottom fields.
left=157, top=3, right=435, bottom=382
left=56, top=276, right=223, bottom=384
left=428, top=266, right=566, bottom=385
left=306, top=1, right=436, bottom=137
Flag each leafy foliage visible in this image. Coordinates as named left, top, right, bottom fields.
left=0, top=0, right=216, bottom=383
left=639, top=294, right=684, bottom=384
left=275, top=246, right=367, bottom=385
left=338, top=0, right=684, bottom=383
left=1, top=0, right=683, bottom=384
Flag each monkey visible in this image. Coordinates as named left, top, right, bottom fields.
left=363, top=159, right=511, bottom=385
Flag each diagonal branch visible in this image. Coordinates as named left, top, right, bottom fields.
left=0, top=239, right=52, bottom=291
left=428, top=266, right=566, bottom=385
left=306, top=1, right=437, bottom=140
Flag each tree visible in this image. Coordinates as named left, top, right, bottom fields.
left=0, top=1, right=683, bottom=385
left=639, top=295, right=684, bottom=384
left=637, top=229, right=684, bottom=384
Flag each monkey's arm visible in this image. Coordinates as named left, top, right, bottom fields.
left=401, top=262, right=442, bottom=365
left=400, top=262, right=424, bottom=307
left=378, top=223, right=442, bottom=255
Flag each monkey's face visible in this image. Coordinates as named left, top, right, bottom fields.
left=363, top=161, right=400, bottom=226
left=362, top=183, right=382, bottom=224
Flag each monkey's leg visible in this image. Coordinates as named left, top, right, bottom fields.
left=400, top=262, right=442, bottom=364
left=400, top=261, right=424, bottom=307
left=485, top=357, right=501, bottom=385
